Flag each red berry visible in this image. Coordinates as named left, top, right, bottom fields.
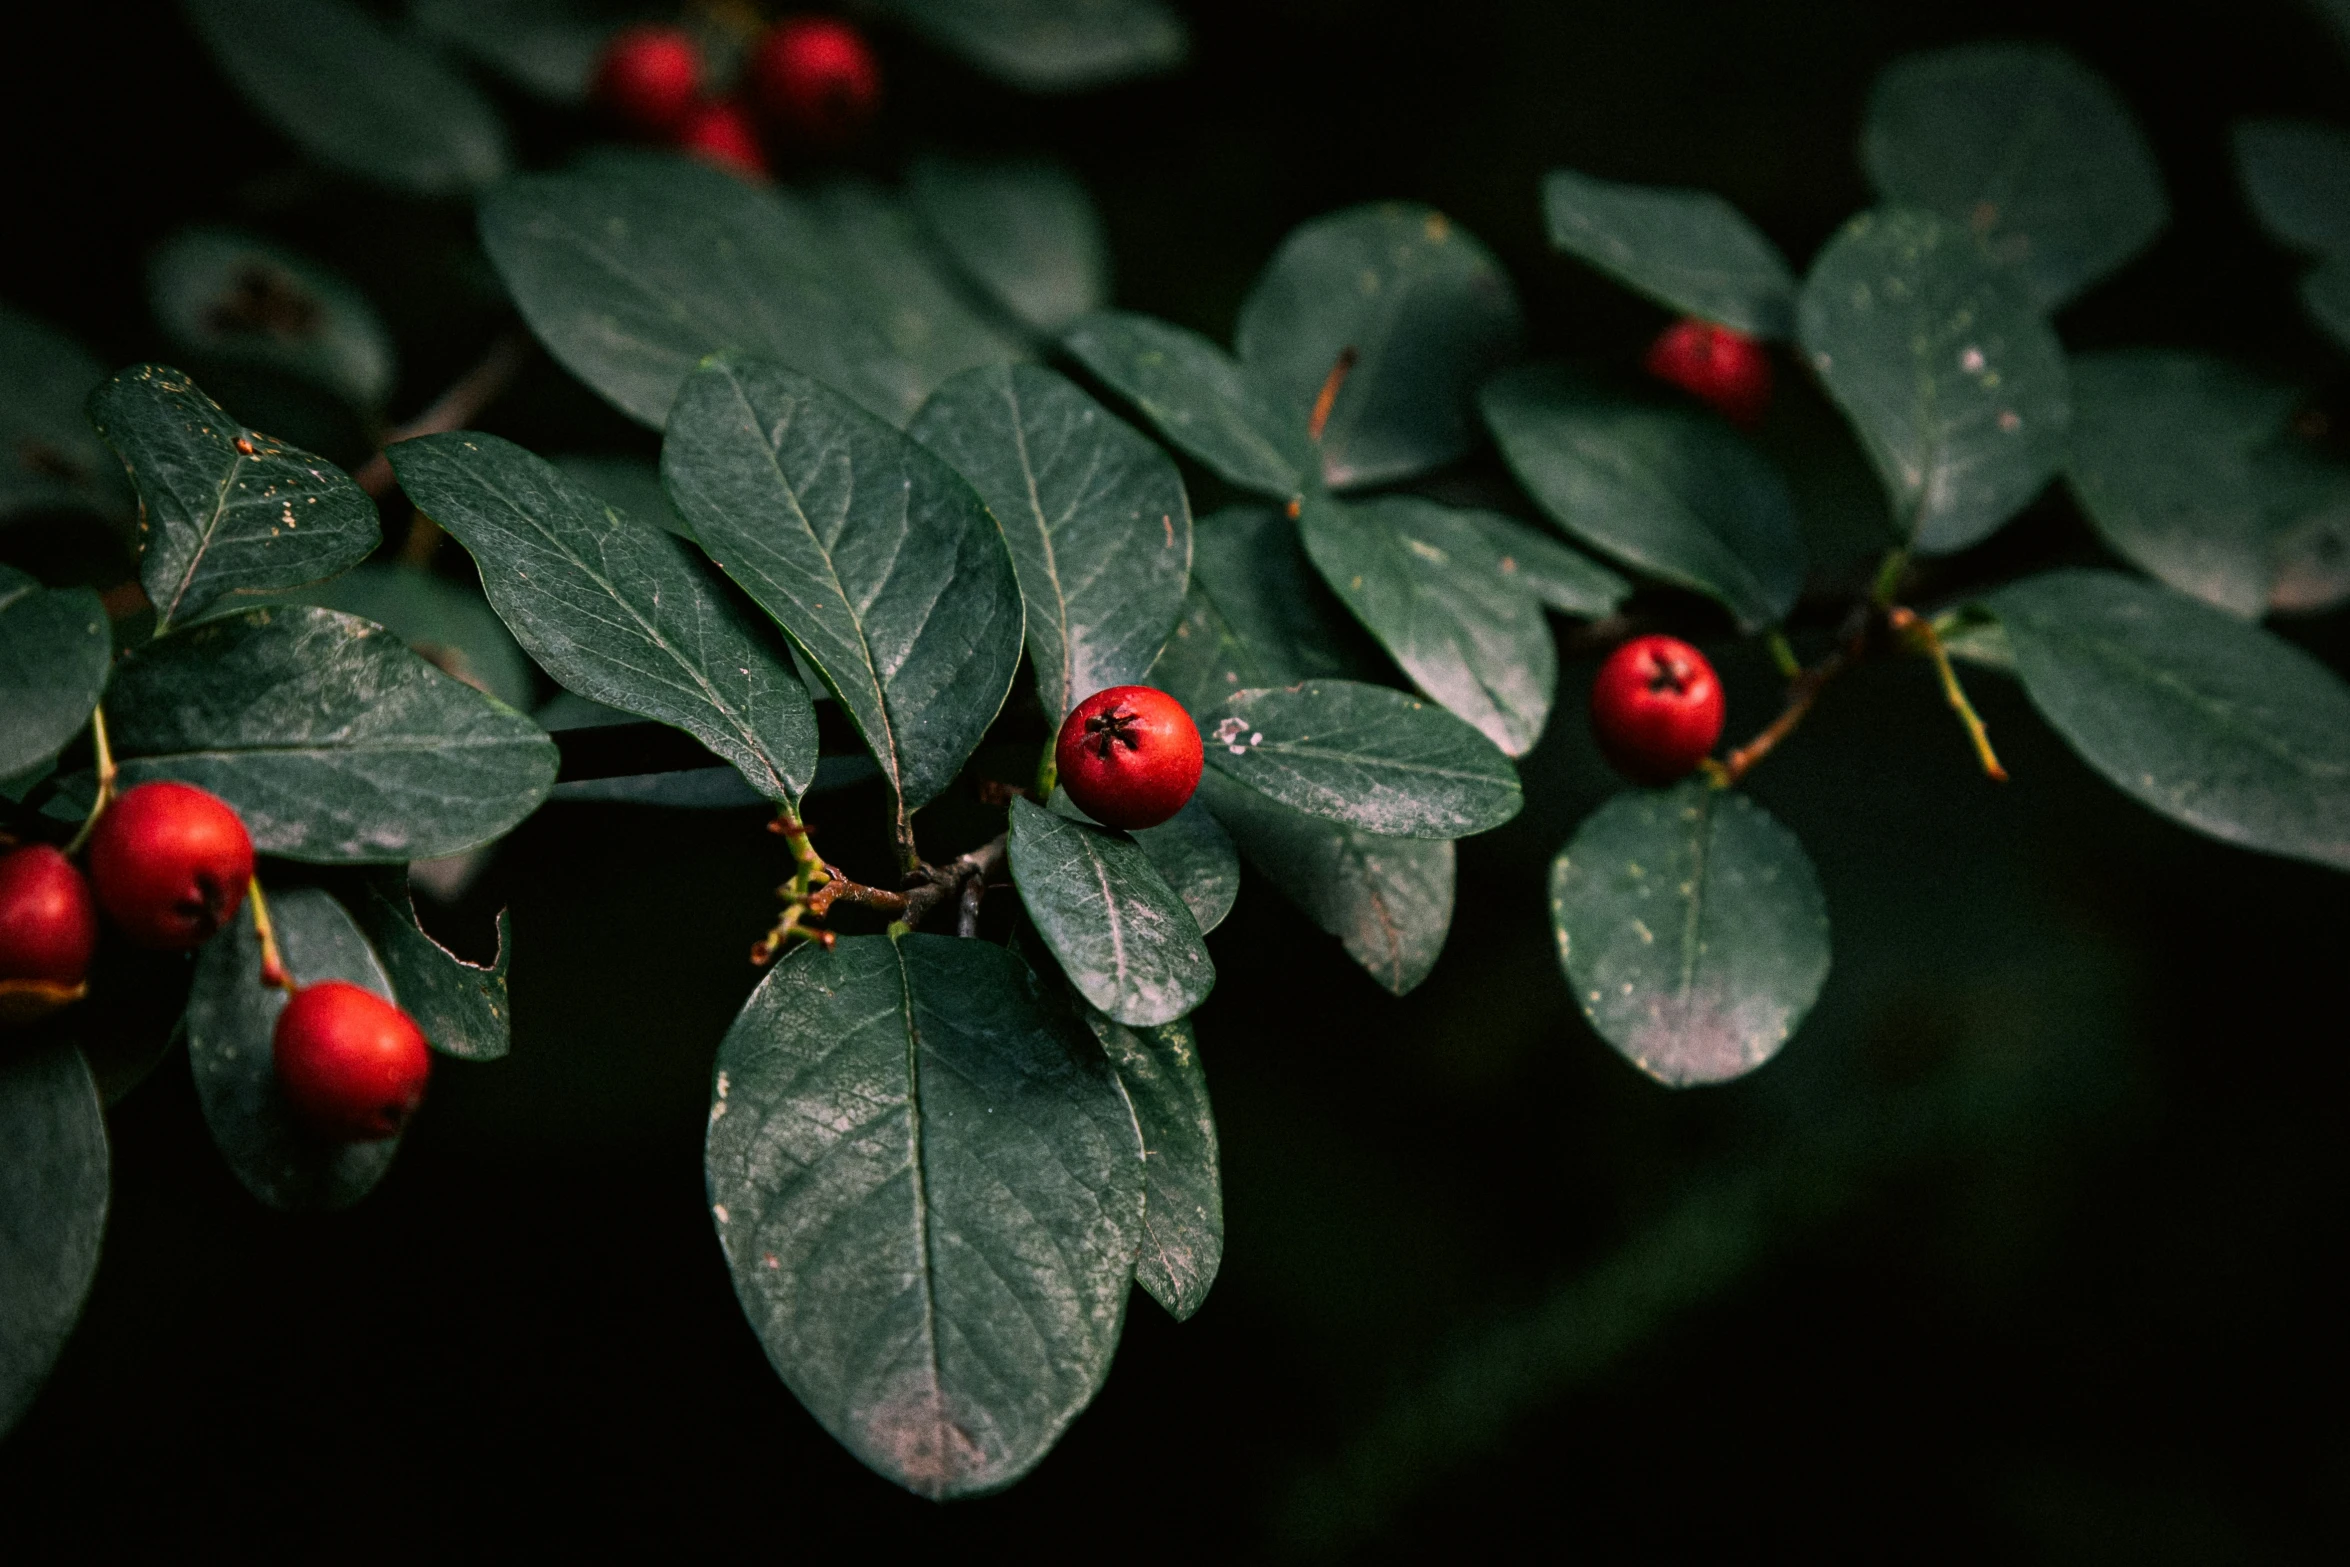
left=272, top=981, right=431, bottom=1142
left=1054, top=686, right=1204, bottom=831
left=0, top=846, right=99, bottom=1020
left=1644, top=318, right=1773, bottom=428
left=87, top=780, right=254, bottom=950
left=749, top=16, right=881, bottom=142
left=593, top=24, right=703, bottom=136
left=676, top=98, right=771, bottom=181
left=1591, top=636, right=1726, bottom=785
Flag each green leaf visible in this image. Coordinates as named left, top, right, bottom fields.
left=279, top=562, right=536, bottom=713
left=705, top=934, right=1142, bottom=1498
left=2234, top=120, right=2350, bottom=256
left=1133, top=798, right=1239, bottom=935
left=876, top=0, right=1186, bottom=91
left=1540, top=168, right=1797, bottom=339
left=910, top=157, right=1110, bottom=336
left=88, top=365, right=379, bottom=634
left=1984, top=569, right=2350, bottom=872
left=911, top=364, right=1191, bottom=721
left=412, top=0, right=609, bottom=102
left=1062, top=312, right=1311, bottom=499
left=1300, top=494, right=1556, bottom=756
left=1085, top=1011, right=1220, bottom=1320
left=1549, top=782, right=1831, bottom=1087
left=1480, top=364, right=1804, bottom=630
left=1461, top=510, right=1630, bottom=617
left=0, top=567, right=109, bottom=779
left=551, top=453, right=695, bottom=541
left=1147, top=505, right=1383, bottom=715
left=2302, top=254, right=2350, bottom=355
left=148, top=228, right=395, bottom=411
left=663, top=358, right=1024, bottom=817
left=1008, top=796, right=1215, bottom=1027
left=359, top=868, right=512, bottom=1061
left=812, top=182, right=1033, bottom=399
left=390, top=432, right=818, bottom=806
left=1195, top=770, right=1453, bottom=995
left=107, top=605, right=557, bottom=862
left=1236, top=204, right=1524, bottom=491
left=1199, top=680, right=1521, bottom=839
left=1861, top=43, right=2167, bottom=309
left=186, top=887, right=403, bottom=1210
left=0, top=1043, right=107, bottom=1439
left=182, top=0, right=509, bottom=196
left=1796, top=209, right=2070, bottom=555
left=0, top=303, right=131, bottom=523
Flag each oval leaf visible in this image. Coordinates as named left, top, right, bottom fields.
left=1085, top=1011, right=1221, bottom=1320
left=148, top=227, right=396, bottom=410
left=0, top=567, right=109, bottom=778
left=705, top=934, right=1143, bottom=1498
left=551, top=453, right=696, bottom=542
left=1461, top=510, right=1630, bottom=617
left=877, top=0, right=1186, bottom=91
left=812, top=182, right=1032, bottom=395
left=1009, top=796, right=1215, bottom=1027
left=1062, top=312, right=1311, bottom=500
left=2236, top=120, right=2350, bottom=256
left=1797, top=209, right=2070, bottom=555
left=1147, top=505, right=1386, bottom=716
left=0, top=304, right=131, bottom=523
left=0, top=1042, right=107, bottom=1439
left=1540, top=168, right=1797, bottom=339
left=1132, top=798, right=1240, bottom=936
left=280, top=562, right=535, bottom=713
left=910, top=157, right=1110, bottom=336
left=1550, top=782, right=1831, bottom=1086
left=358, top=868, right=512, bottom=1062
left=414, top=0, right=607, bottom=102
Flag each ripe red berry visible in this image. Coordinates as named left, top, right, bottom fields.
left=1591, top=636, right=1727, bottom=785
left=87, top=780, right=254, bottom=950
left=676, top=97, right=771, bottom=181
left=1054, top=686, right=1204, bottom=831
left=593, top=24, right=704, bottom=136
left=1644, top=317, right=1773, bottom=428
left=272, top=981, right=431, bottom=1142
left=749, top=16, right=881, bottom=142
left=0, top=846, right=99, bottom=1022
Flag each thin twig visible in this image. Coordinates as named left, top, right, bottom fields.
left=956, top=875, right=986, bottom=938
left=1887, top=607, right=2008, bottom=782
left=248, top=878, right=297, bottom=994
left=352, top=329, right=535, bottom=497
left=1307, top=346, right=1359, bottom=443
left=1715, top=611, right=1870, bottom=786
left=61, top=707, right=116, bottom=856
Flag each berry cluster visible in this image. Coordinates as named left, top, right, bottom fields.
left=594, top=14, right=881, bottom=183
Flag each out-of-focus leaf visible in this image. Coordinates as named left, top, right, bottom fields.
left=877, top=0, right=1186, bottom=91
left=412, top=0, right=621, bottom=102
left=1540, top=168, right=1797, bottom=338
left=550, top=453, right=694, bottom=541
left=1133, top=799, right=1239, bottom=935
left=812, top=182, right=1032, bottom=399
left=1147, top=505, right=1383, bottom=716
left=148, top=228, right=395, bottom=411
left=0, top=567, right=109, bottom=779
left=1062, top=312, right=1311, bottom=499
left=277, top=562, right=535, bottom=713
left=1009, top=797, right=1214, bottom=1027
left=359, top=868, right=511, bottom=1061
left=1460, top=510, right=1630, bottom=617
left=910, top=157, right=1110, bottom=336
left=1085, top=1011, right=1220, bottom=1320
left=2234, top=120, right=2350, bottom=256
left=0, top=304, right=132, bottom=523
left=2302, top=254, right=2350, bottom=355
left=0, top=1043, right=107, bottom=1439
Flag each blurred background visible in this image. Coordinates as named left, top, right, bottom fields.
left=4, top=0, right=2350, bottom=1557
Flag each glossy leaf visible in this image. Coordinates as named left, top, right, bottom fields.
left=911, top=364, right=1191, bottom=720
left=1236, top=204, right=1524, bottom=490
left=706, top=934, right=1142, bottom=1498
left=1541, top=168, right=1798, bottom=339
left=2234, top=120, right=2350, bottom=256
left=910, top=157, right=1110, bottom=335
left=1300, top=493, right=1556, bottom=755
left=413, top=0, right=609, bottom=102
left=391, top=432, right=818, bottom=805
left=1986, top=570, right=2350, bottom=872
left=1147, top=505, right=1382, bottom=716
left=1062, top=312, right=1311, bottom=499
left=877, top=0, right=1186, bottom=91
left=663, top=358, right=1023, bottom=816
left=1086, top=1011, right=1221, bottom=1319
left=0, top=567, right=109, bottom=778
left=186, top=887, right=402, bottom=1210
left=182, top=0, right=509, bottom=196
left=1797, top=209, right=2070, bottom=555
left=1550, top=782, right=1831, bottom=1087
left=106, top=606, right=557, bottom=862
left=1480, top=364, right=1803, bottom=630
left=359, top=868, right=512, bottom=1061
left=551, top=454, right=695, bottom=541
left=812, top=182, right=1032, bottom=398
left=1133, top=799, right=1240, bottom=935
left=89, top=365, right=379, bottom=634
left=1008, top=797, right=1215, bottom=1027
left=0, top=1043, right=107, bottom=1440
left=281, top=562, right=535, bottom=712
left=1861, top=43, right=2167, bottom=309
left=1195, top=770, right=1453, bottom=995
left=1462, top=510, right=1630, bottom=617
left=0, top=303, right=132, bottom=523
left=1199, top=680, right=1522, bottom=839
left=148, top=228, right=395, bottom=410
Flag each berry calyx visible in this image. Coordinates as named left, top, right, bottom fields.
left=86, top=780, right=254, bottom=950
left=1591, top=635, right=1727, bottom=785
left=1054, top=686, right=1204, bottom=831
left=1644, top=317, right=1773, bottom=428
left=676, top=98, right=771, bottom=181
left=593, top=24, right=704, bottom=136
left=749, top=16, right=881, bottom=143
left=272, top=981, right=431, bottom=1142
left=0, top=844, right=99, bottom=1026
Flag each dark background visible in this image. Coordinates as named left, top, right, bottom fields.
left=5, top=0, right=2350, bottom=1558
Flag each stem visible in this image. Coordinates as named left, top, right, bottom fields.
left=1307, top=346, right=1359, bottom=444
left=1887, top=608, right=2008, bottom=782
left=61, top=706, right=117, bottom=857
left=956, top=875, right=986, bottom=938
left=1718, top=649, right=1852, bottom=785
left=248, top=878, right=297, bottom=994
left=351, top=329, right=535, bottom=497
left=1871, top=548, right=1911, bottom=609
left=1764, top=630, right=1801, bottom=682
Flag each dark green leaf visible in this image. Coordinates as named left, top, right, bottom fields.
left=0, top=303, right=131, bottom=523
left=1300, top=494, right=1556, bottom=755
left=1008, top=796, right=1215, bottom=1027
left=89, top=365, right=379, bottom=634
left=911, top=364, right=1190, bottom=720
left=0, top=567, right=109, bottom=778
left=1195, top=769, right=1452, bottom=995
left=1236, top=204, right=1524, bottom=490
left=1147, top=505, right=1383, bottom=716
left=877, top=0, right=1186, bottom=91
left=547, top=765, right=774, bottom=809
left=148, top=228, right=395, bottom=410
left=391, top=431, right=818, bottom=806
left=910, top=157, right=1110, bottom=335
left=1985, top=569, right=2350, bottom=871
left=1796, top=209, right=2070, bottom=555
left=187, top=887, right=403, bottom=1210
left=359, top=868, right=512, bottom=1061
left=1861, top=43, right=2167, bottom=309
left=1540, top=168, right=1798, bottom=339
left=182, top=0, right=509, bottom=196
left=1549, top=782, right=1831, bottom=1087
left=1133, top=798, right=1239, bottom=935
left=107, top=605, right=557, bottom=862
left=1086, top=1011, right=1220, bottom=1320
left=2303, top=255, right=2350, bottom=355
left=1461, top=510, right=1630, bottom=617
left=812, top=182, right=1032, bottom=397
left=0, top=1042, right=107, bottom=1439
left=705, top=934, right=1142, bottom=1498
left=278, top=562, right=536, bottom=713
left=412, top=0, right=612, bottom=102
left=1199, top=680, right=1521, bottom=839
left=2234, top=120, right=2350, bottom=256
left=551, top=453, right=695, bottom=541
left=663, top=358, right=1024, bottom=816
left=1480, top=364, right=1803, bottom=630
left=1062, top=312, right=1311, bottom=499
